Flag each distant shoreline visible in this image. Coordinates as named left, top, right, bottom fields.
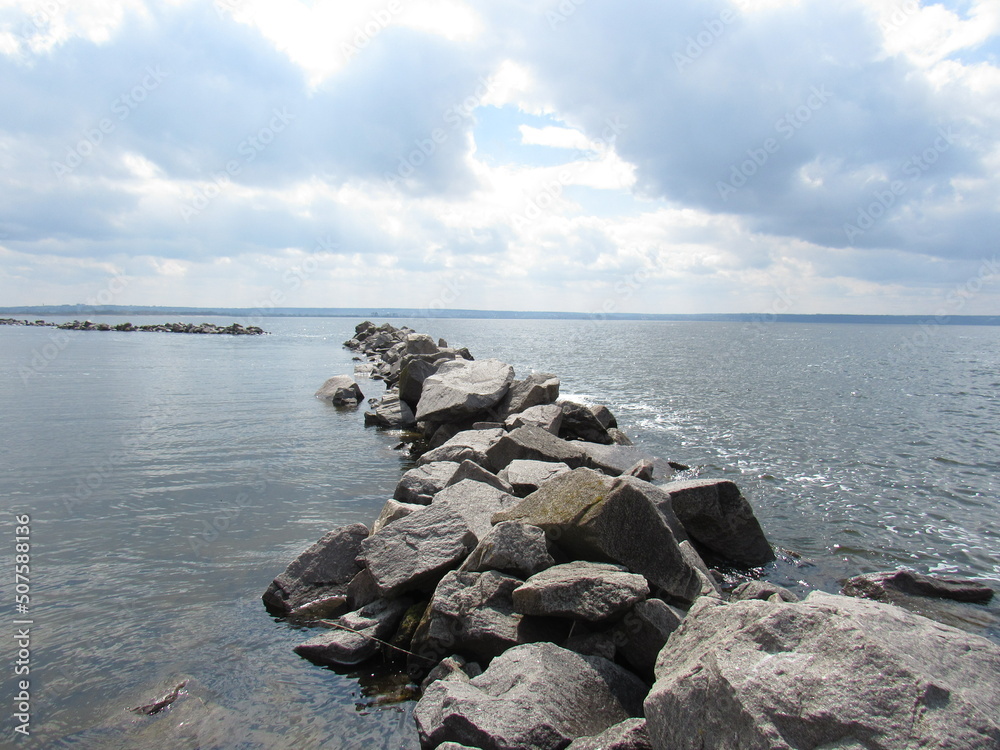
left=1, top=306, right=998, bottom=326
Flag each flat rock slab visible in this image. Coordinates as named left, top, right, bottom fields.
left=262, top=523, right=368, bottom=614
left=314, top=375, right=364, bottom=405
left=494, top=469, right=702, bottom=603
left=498, top=459, right=571, bottom=497
left=485, top=424, right=590, bottom=472
left=661, top=478, right=775, bottom=567
left=361, top=480, right=517, bottom=598
left=645, top=591, right=1000, bottom=750
left=418, top=428, right=506, bottom=471
left=415, top=642, right=648, bottom=750
left=459, top=521, right=556, bottom=578
left=504, top=403, right=564, bottom=435
left=513, top=561, right=649, bottom=622
left=415, top=359, right=515, bottom=423
left=843, top=569, right=994, bottom=604
left=293, top=597, right=411, bottom=667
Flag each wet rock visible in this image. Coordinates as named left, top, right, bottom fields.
left=414, top=642, right=647, bottom=750
left=360, top=481, right=517, bottom=598
left=559, top=401, right=613, bottom=444
left=459, top=521, right=556, bottom=578
left=497, top=458, right=571, bottom=497
left=293, top=597, right=412, bottom=667
left=364, top=392, right=417, bottom=429
left=662, top=478, right=775, bottom=567
left=444, top=459, right=515, bottom=496
left=262, top=523, right=368, bottom=615
left=485, top=424, right=589, bottom=472
left=410, top=570, right=559, bottom=668
left=513, top=561, right=649, bottom=622
left=415, top=359, right=515, bottom=423
left=503, top=403, right=564, bottom=435
left=843, top=569, right=994, bottom=604
left=394, top=461, right=460, bottom=505
left=645, top=592, right=1000, bottom=750
left=287, top=595, right=349, bottom=621
left=566, top=719, right=651, bottom=750
left=314, top=375, right=364, bottom=405
left=497, top=372, right=561, bottom=418
left=417, top=428, right=506, bottom=470
left=730, top=579, right=800, bottom=603
left=371, top=498, right=423, bottom=534
left=494, top=469, right=702, bottom=603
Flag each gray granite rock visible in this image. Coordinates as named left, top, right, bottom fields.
left=843, top=569, right=994, bottom=604
left=497, top=372, right=561, bottom=418
left=494, top=469, right=702, bottom=603
left=611, top=598, right=683, bottom=682
left=498, top=459, right=571, bottom=497
left=363, top=391, right=417, bottom=429
left=565, top=719, right=651, bottom=750
left=415, top=359, right=515, bottom=423
left=513, top=561, right=649, bottom=622
left=645, top=591, right=1000, bottom=750
left=394, top=461, right=460, bottom=505
left=485, top=424, right=589, bottom=472
left=445, top=459, right=515, bottom=496
left=370, top=498, right=422, bottom=535
left=503, top=403, right=564, bottom=435
left=398, top=358, right=438, bottom=409
left=730, top=579, right=799, bottom=603
left=417, top=428, right=506, bottom=470
left=415, top=642, right=647, bottom=750
left=262, top=523, right=368, bottom=614
left=459, top=521, right=556, bottom=578
left=559, top=401, right=613, bottom=444
left=292, top=597, right=412, bottom=667
left=662, top=478, right=775, bottom=567
left=314, top=375, right=364, bottom=405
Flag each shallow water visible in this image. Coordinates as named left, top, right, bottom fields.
left=1, top=316, right=997, bottom=747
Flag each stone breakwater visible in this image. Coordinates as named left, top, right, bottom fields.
left=266, top=321, right=999, bottom=750
left=0, top=318, right=266, bottom=335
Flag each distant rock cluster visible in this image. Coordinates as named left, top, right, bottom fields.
left=277, top=320, right=999, bottom=750
left=0, top=318, right=265, bottom=335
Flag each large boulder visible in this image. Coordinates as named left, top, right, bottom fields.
left=292, top=597, right=412, bottom=667
left=363, top=392, right=416, bottom=429
left=404, top=333, right=439, bottom=356
left=418, top=428, right=506, bottom=470
left=262, top=524, right=367, bottom=615
left=843, top=569, right=994, bottom=604
left=498, top=459, right=571, bottom=497
left=559, top=401, right=612, bottom=444
left=645, top=592, right=1000, bottom=750
left=459, top=521, right=556, bottom=578
left=493, top=469, right=702, bottom=603
left=393, top=461, right=460, bottom=505
left=566, top=719, right=651, bottom=750
left=360, top=480, right=517, bottom=598
left=410, top=570, right=561, bottom=669
left=485, top=424, right=590, bottom=472
left=504, top=403, right=564, bottom=435
left=513, top=561, right=649, bottom=622
left=497, top=372, right=561, bottom=418
left=398, top=358, right=438, bottom=409
left=415, top=359, right=515, bottom=423
left=414, top=642, right=647, bottom=750
left=662, top=478, right=775, bottom=567
left=314, top=375, right=364, bottom=405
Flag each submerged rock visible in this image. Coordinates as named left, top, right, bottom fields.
left=414, top=642, right=647, bottom=750
left=843, top=569, right=994, bottom=604
left=314, top=375, right=364, bottom=405
left=645, top=592, right=1000, bottom=750
left=293, top=597, right=412, bottom=667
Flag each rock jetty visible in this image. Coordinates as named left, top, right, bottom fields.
left=0, top=318, right=265, bottom=335
left=264, top=320, right=999, bottom=750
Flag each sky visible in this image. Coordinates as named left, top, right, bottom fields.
left=0, top=0, right=998, bottom=316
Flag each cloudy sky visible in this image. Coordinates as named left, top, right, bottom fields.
left=1, top=0, right=998, bottom=315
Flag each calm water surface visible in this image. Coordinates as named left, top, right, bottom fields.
left=1, top=316, right=998, bottom=748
